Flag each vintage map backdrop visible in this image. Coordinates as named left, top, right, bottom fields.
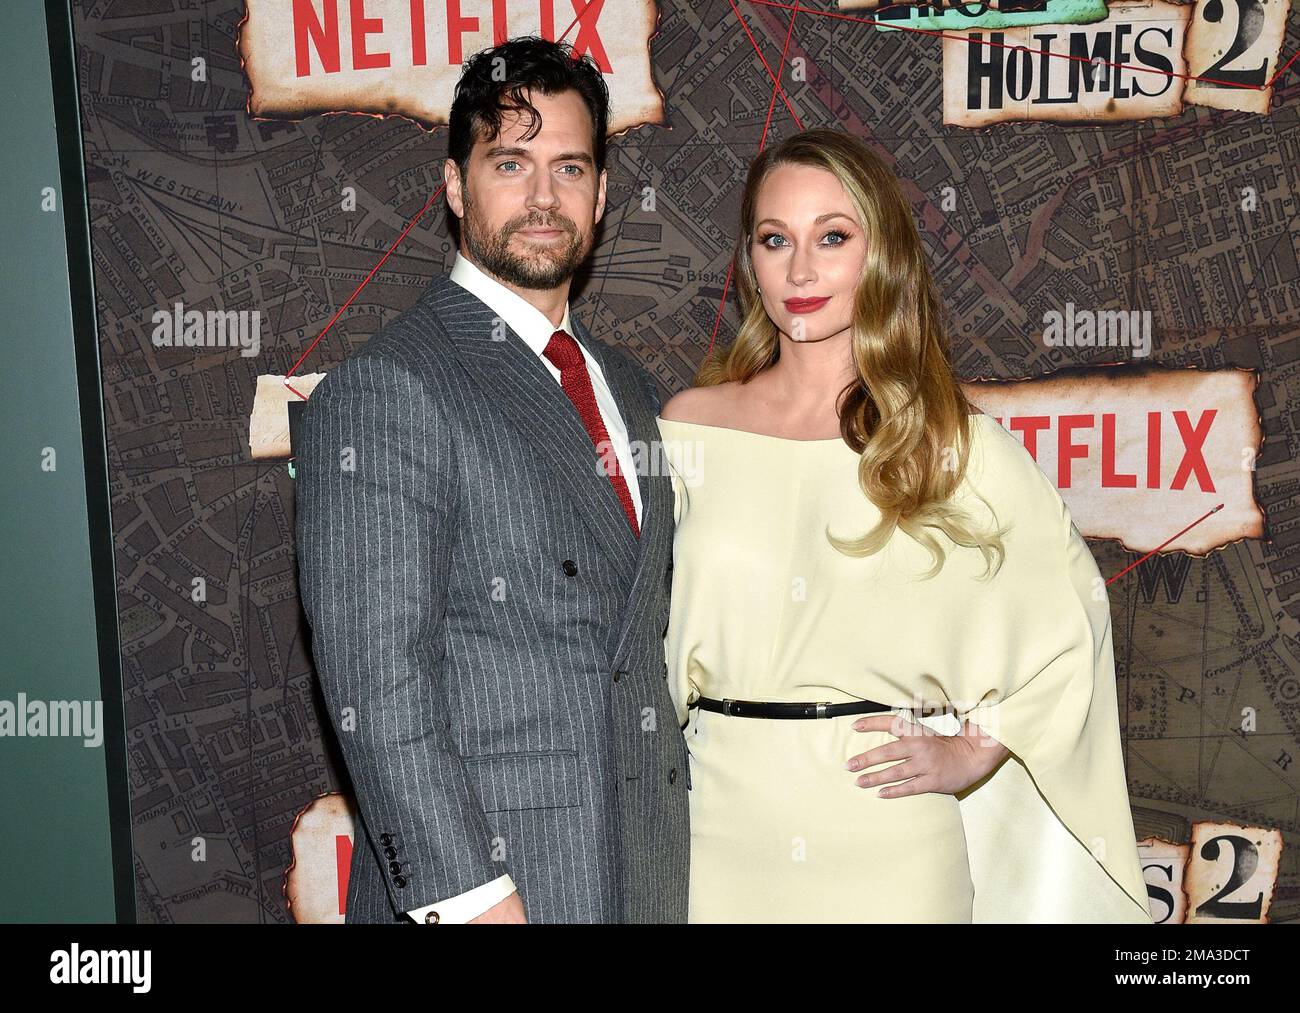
left=67, top=0, right=1300, bottom=921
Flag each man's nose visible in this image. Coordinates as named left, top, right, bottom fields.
left=526, top=172, right=560, bottom=211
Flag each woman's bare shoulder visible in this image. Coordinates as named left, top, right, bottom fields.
left=659, top=382, right=743, bottom=425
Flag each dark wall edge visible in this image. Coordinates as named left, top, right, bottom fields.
left=43, top=0, right=136, bottom=924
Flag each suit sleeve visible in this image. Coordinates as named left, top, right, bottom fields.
left=295, top=354, right=507, bottom=915
left=658, top=432, right=693, bottom=731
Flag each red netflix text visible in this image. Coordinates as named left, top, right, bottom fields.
left=291, top=0, right=612, bottom=77
left=992, top=410, right=1217, bottom=492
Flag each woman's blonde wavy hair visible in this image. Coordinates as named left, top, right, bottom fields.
left=697, top=128, right=1006, bottom=579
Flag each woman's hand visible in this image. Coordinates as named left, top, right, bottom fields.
left=845, top=713, right=1010, bottom=797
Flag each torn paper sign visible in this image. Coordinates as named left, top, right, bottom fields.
left=1184, top=822, right=1281, bottom=923
left=249, top=372, right=325, bottom=460
left=858, top=0, right=1109, bottom=33
left=942, top=0, right=1191, bottom=126
left=1138, top=837, right=1190, bottom=924
left=239, top=0, right=665, bottom=134
left=1183, top=0, right=1288, bottom=114
left=284, top=793, right=356, bottom=924
left=961, top=368, right=1264, bottom=554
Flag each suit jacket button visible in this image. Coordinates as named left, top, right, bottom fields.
left=380, top=833, right=393, bottom=846
left=389, top=861, right=401, bottom=875
left=562, top=559, right=578, bottom=576
left=669, top=768, right=678, bottom=785
left=612, top=669, right=622, bottom=683
left=394, top=875, right=407, bottom=888
left=384, top=847, right=397, bottom=860
left=425, top=910, right=440, bottom=924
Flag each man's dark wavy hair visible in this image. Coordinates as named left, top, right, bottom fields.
left=448, top=37, right=610, bottom=178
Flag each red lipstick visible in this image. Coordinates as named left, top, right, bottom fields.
left=783, top=296, right=831, bottom=314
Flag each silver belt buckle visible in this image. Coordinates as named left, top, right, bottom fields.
left=815, top=701, right=829, bottom=718
left=721, top=697, right=735, bottom=716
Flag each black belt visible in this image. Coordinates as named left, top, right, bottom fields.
left=688, top=694, right=895, bottom=719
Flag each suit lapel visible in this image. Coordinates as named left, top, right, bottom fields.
left=425, top=276, right=638, bottom=577
left=573, top=314, right=674, bottom=670
left=569, top=314, right=654, bottom=529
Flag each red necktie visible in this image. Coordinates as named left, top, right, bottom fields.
left=542, top=329, right=640, bottom=538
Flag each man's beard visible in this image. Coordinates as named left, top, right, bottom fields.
left=461, top=185, right=589, bottom=290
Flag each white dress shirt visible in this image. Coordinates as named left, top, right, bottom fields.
left=406, top=253, right=641, bottom=924
left=447, top=252, right=642, bottom=523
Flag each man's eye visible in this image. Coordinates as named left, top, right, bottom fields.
left=498, top=161, right=520, bottom=172
left=559, top=164, right=583, bottom=176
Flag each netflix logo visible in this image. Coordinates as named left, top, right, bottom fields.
left=240, top=0, right=665, bottom=133
left=963, top=369, right=1264, bottom=554
left=993, top=410, right=1214, bottom=491
left=289, top=0, right=614, bottom=77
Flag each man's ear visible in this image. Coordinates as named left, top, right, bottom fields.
left=444, top=157, right=465, bottom=219
left=594, top=167, right=608, bottom=226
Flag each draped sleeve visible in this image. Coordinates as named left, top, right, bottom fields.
left=951, top=420, right=1154, bottom=924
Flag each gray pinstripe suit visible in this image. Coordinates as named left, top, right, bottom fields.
left=294, top=273, right=690, bottom=923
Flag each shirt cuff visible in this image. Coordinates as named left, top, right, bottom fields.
left=407, top=874, right=517, bottom=924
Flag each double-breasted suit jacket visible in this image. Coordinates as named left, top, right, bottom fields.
left=295, top=273, right=689, bottom=923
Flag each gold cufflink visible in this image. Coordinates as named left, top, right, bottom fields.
left=424, top=910, right=440, bottom=924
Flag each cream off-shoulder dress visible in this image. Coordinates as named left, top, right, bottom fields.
left=656, top=413, right=1153, bottom=924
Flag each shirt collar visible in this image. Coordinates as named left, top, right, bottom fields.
left=449, top=252, right=573, bottom=354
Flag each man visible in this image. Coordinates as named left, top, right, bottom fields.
left=294, top=37, right=689, bottom=923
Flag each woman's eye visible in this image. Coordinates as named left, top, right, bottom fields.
left=757, top=231, right=849, bottom=248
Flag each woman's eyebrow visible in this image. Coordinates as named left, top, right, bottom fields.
left=756, top=212, right=856, bottom=229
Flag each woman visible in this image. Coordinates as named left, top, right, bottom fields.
left=657, top=128, right=1153, bottom=923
